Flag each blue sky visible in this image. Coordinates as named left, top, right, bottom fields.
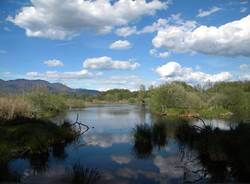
left=0, top=0, right=250, bottom=90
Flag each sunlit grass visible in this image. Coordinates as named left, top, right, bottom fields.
left=0, top=96, right=33, bottom=121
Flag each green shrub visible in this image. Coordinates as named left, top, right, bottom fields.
left=27, top=88, right=67, bottom=118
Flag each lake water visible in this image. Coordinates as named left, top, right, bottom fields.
left=3, top=104, right=250, bottom=183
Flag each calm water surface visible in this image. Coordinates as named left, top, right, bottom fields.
left=4, top=104, right=250, bottom=183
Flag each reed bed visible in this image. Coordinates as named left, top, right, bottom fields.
left=0, top=96, right=33, bottom=121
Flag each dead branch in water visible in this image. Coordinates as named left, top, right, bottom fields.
left=192, top=116, right=207, bottom=128
left=71, top=113, right=92, bottom=135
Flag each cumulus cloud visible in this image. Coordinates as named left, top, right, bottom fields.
left=197, top=6, right=222, bottom=17
left=155, top=61, right=232, bottom=84
left=115, top=18, right=168, bottom=37
left=8, top=0, right=167, bottom=40
left=115, top=14, right=189, bottom=37
left=153, top=15, right=250, bottom=57
left=145, top=14, right=196, bottom=34
left=26, top=70, right=94, bottom=80
left=110, top=40, right=132, bottom=49
left=150, top=49, right=170, bottom=58
left=115, top=26, right=137, bottom=37
left=44, top=59, right=64, bottom=67
left=139, top=18, right=168, bottom=34
left=83, top=56, right=140, bottom=70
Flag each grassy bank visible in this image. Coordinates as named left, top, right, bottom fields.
left=159, top=107, right=232, bottom=119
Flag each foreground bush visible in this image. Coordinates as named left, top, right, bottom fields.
left=0, top=117, right=78, bottom=163
left=175, top=122, right=250, bottom=182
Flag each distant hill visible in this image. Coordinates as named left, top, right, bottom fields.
left=0, top=79, right=99, bottom=96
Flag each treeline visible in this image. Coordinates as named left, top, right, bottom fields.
left=148, top=81, right=250, bottom=119
left=93, top=81, right=250, bottom=119
left=0, top=81, right=249, bottom=120
left=92, top=89, right=138, bottom=103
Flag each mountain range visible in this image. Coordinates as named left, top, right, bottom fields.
left=0, top=79, right=99, bottom=95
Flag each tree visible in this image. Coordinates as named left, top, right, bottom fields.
left=138, top=85, right=146, bottom=105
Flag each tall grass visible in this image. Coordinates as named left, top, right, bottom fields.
left=0, top=87, right=88, bottom=121
left=68, top=162, right=101, bottom=184
left=0, top=96, right=33, bottom=121
left=0, top=88, right=68, bottom=121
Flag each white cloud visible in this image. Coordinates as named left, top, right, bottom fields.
left=8, top=0, right=167, bottom=40
left=240, top=64, right=249, bottom=70
left=155, top=61, right=232, bottom=84
left=1, top=72, right=12, bottom=78
left=153, top=15, right=250, bottom=57
left=98, top=75, right=144, bottom=91
left=240, top=7, right=248, bottom=13
left=142, top=14, right=196, bottom=34
left=111, top=155, right=131, bottom=165
left=84, top=133, right=131, bottom=148
left=115, top=26, right=137, bottom=37
left=139, top=18, right=168, bottom=34
left=44, top=59, right=64, bottom=67
left=115, top=14, right=196, bottom=37
left=115, top=14, right=189, bottom=36
left=150, top=49, right=170, bottom=58
left=83, top=56, right=140, bottom=70
left=154, top=156, right=183, bottom=178
left=197, top=6, right=222, bottom=17
left=26, top=69, right=94, bottom=80
left=110, top=40, right=132, bottom=49
left=3, top=72, right=11, bottom=75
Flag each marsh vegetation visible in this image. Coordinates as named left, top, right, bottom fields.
left=1, top=81, right=249, bottom=121
left=0, top=81, right=249, bottom=183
